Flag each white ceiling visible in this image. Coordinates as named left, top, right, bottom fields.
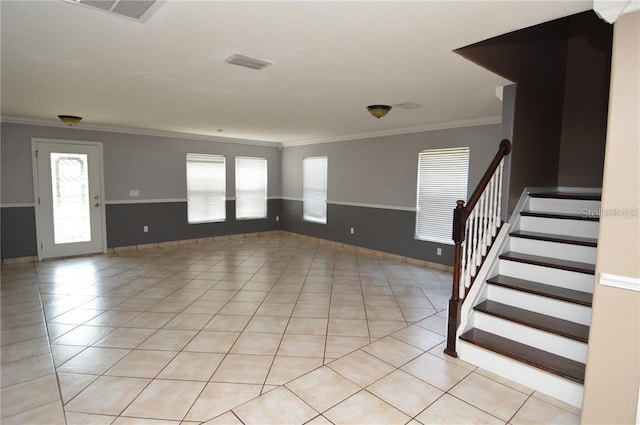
left=1, top=1, right=592, bottom=146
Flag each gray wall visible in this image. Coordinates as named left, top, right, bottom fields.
left=1, top=123, right=281, bottom=203
left=281, top=124, right=502, bottom=265
left=1, top=121, right=502, bottom=263
left=106, top=200, right=281, bottom=247
left=0, top=122, right=282, bottom=257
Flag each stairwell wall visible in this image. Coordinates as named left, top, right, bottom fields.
left=456, top=11, right=613, bottom=216
left=581, top=11, right=640, bottom=424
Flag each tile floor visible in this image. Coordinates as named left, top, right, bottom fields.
left=1, top=234, right=581, bottom=424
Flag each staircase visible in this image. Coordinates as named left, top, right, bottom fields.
left=456, top=191, right=600, bottom=408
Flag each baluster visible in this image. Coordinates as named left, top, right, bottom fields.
left=471, top=207, right=480, bottom=275
left=461, top=219, right=470, bottom=289
left=465, top=210, right=474, bottom=284
left=488, top=172, right=496, bottom=237
left=497, top=160, right=504, bottom=225
left=460, top=241, right=467, bottom=298
left=476, top=194, right=485, bottom=266
left=481, top=189, right=489, bottom=256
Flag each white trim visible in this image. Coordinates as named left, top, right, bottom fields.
left=636, top=387, right=640, bottom=425
left=282, top=116, right=502, bottom=147
left=31, top=138, right=108, bottom=260
left=105, top=198, right=188, bottom=205
left=31, top=141, right=40, bottom=260
left=2, top=115, right=281, bottom=148
left=0, top=203, right=36, bottom=208
left=11, top=196, right=424, bottom=213
left=280, top=197, right=416, bottom=212
left=328, top=200, right=417, bottom=212
left=593, top=0, right=640, bottom=23
left=599, top=272, right=640, bottom=292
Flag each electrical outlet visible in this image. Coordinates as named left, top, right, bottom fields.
left=436, top=247, right=442, bottom=256
left=143, top=225, right=149, bottom=233
left=350, top=227, right=355, bottom=235
left=276, top=216, right=280, bottom=222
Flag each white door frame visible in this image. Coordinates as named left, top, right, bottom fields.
left=31, top=138, right=108, bottom=260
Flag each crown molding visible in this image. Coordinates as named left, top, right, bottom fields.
left=281, top=116, right=502, bottom=147
left=2, top=114, right=502, bottom=149
left=0, top=115, right=283, bottom=148
left=593, top=0, right=640, bottom=23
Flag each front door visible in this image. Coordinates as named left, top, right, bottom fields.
left=33, top=139, right=106, bottom=259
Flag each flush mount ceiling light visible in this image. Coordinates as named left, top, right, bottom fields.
left=58, top=115, right=83, bottom=126
left=366, top=105, right=392, bottom=119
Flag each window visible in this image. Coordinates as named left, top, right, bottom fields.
left=186, top=153, right=226, bottom=223
left=416, top=147, right=470, bottom=244
left=235, top=157, right=267, bottom=219
left=303, top=156, right=328, bottom=224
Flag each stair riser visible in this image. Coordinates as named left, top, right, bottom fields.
left=488, top=285, right=592, bottom=325
left=529, top=198, right=600, bottom=215
left=509, top=238, right=597, bottom=264
left=458, top=340, right=584, bottom=408
left=520, top=216, right=599, bottom=239
left=474, top=312, right=588, bottom=362
left=498, top=260, right=595, bottom=293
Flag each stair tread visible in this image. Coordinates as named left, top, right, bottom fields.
left=529, top=192, right=601, bottom=201
left=509, top=230, right=597, bottom=247
left=474, top=300, right=589, bottom=343
left=460, top=328, right=585, bottom=384
left=500, top=251, right=595, bottom=275
left=521, top=211, right=599, bottom=221
left=487, top=275, right=593, bottom=306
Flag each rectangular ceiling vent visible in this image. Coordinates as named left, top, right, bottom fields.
left=65, top=0, right=163, bottom=22
left=224, top=53, right=274, bottom=71
left=395, top=101, right=424, bottom=110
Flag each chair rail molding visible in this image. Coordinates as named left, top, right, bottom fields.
left=599, top=272, right=640, bottom=292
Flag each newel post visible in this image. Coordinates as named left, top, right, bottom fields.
left=444, top=200, right=466, bottom=357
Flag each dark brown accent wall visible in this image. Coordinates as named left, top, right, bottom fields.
left=558, top=15, right=613, bottom=188
left=456, top=11, right=612, bottom=214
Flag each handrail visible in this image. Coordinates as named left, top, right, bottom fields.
left=445, top=139, right=511, bottom=358
left=466, top=139, right=512, bottom=212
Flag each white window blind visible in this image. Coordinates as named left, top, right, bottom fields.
left=303, top=156, right=328, bottom=224
left=186, top=153, right=226, bottom=223
left=416, top=147, right=470, bottom=244
left=236, top=157, right=267, bottom=219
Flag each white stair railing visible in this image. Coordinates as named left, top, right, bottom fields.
left=445, top=139, right=511, bottom=358
left=460, top=157, right=505, bottom=293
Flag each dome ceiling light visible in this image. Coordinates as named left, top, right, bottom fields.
left=366, top=105, right=392, bottom=119
left=58, top=115, right=83, bottom=126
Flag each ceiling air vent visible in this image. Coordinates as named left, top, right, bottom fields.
left=224, top=53, right=274, bottom=71
left=65, top=0, right=163, bottom=22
